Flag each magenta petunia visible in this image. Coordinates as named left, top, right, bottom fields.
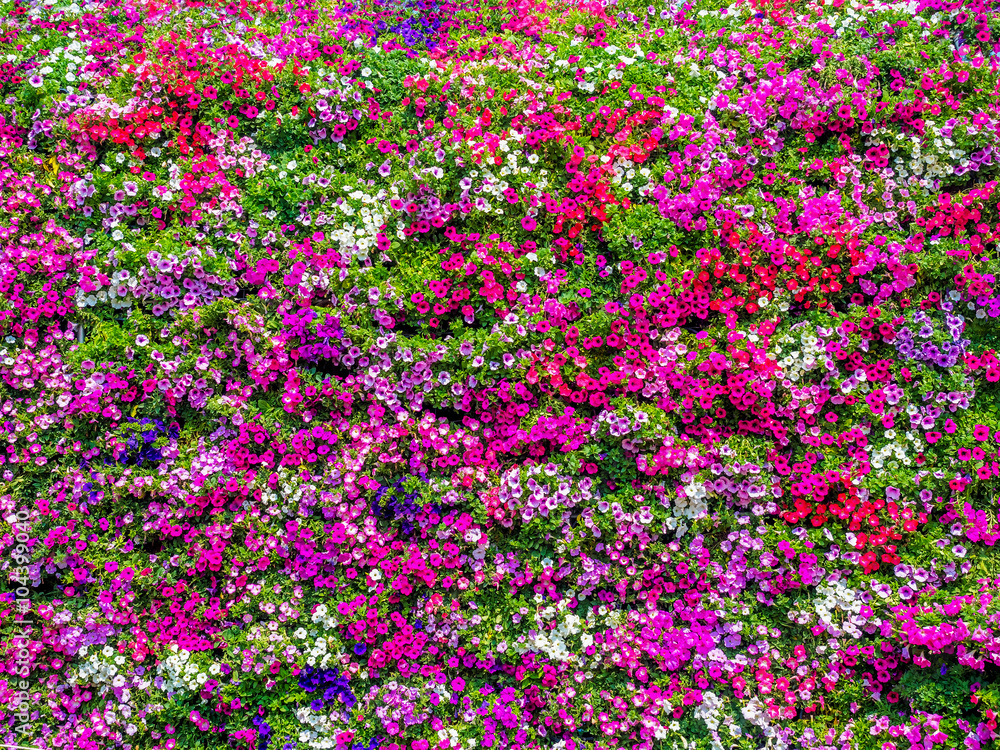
left=6, top=1, right=1000, bottom=746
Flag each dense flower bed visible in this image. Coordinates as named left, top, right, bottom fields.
left=2, top=0, right=1000, bottom=747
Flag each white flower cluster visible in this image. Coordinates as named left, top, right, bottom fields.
left=773, top=328, right=826, bottom=382
left=253, top=467, right=309, bottom=514
left=890, top=122, right=980, bottom=184
left=437, top=729, right=464, bottom=749
left=509, top=598, right=592, bottom=664
left=310, top=603, right=340, bottom=632
left=39, top=39, right=97, bottom=83
left=302, top=632, right=339, bottom=670
left=808, top=580, right=864, bottom=638
left=692, top=690, right=724, bottom=732
left=155, top=645, right=216, bottom=693
left=76, top=269, right=139, bottom=310
left=740, top=696, right=784, bottom=748
left=870, top=433, right=918, bottom=475
left=825, top=0, right=920, bottom=36
left=295, top=704, right=338, bottom=749
left=318, top=183, right=389, bottom=264
left=674, top=479, right=709, bottom=520
left=71, top=644, right=128, bottom=688
left=608, top=158, right=652, bottom=195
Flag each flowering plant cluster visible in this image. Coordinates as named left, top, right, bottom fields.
left=2, top=0, right=1000, bottom=749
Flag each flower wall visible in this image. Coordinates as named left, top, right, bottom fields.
left=2, top=0, right=1000, bottom=748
